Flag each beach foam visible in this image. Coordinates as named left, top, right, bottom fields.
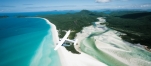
left=30, top=18, right=61, bottom=66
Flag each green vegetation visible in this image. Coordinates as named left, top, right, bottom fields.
left=41, top=10, right=98, bottom=39
left=106, top=12, right=151, bottom=48
left=100, top=22, right=108, bottom=25
left=65, top=44, right=80, bottom=54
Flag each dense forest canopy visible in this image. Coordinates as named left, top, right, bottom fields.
left=41, top=10, right=98, bottom=38
left=106, top=11, right=151, bottom=48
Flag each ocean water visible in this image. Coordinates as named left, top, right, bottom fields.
left=0, top=17, right=60, bottom=66
left=0, top=10, right=78, bottom=17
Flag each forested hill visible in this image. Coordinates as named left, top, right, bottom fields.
left=40, top=10, right=98, bottom=39
left=106, top=11, right=151, bottom=48
left=120, top=12, right=151, bottom=19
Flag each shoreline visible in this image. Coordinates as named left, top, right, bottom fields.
left=42, top=17, right=151, bottom=66
left=42, top=18, right=66, bottom=66
left=43, top=18, right=108, bottom=66
left=27, top=17, right=69, bottom=66
left=28, top=17, right=61, bottom=66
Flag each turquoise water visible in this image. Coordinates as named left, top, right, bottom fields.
left=0, top=18, right=61, bottom=66
left=80, top=29, right=151, bottom=66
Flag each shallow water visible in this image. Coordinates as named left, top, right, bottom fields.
left=80, top=25, right=151, bottom=66
left=0, top=18, right=60, bottom=66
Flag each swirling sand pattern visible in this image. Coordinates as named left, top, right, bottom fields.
left=79, top=17, right=151, bottom=66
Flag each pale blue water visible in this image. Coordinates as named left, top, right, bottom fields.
left=80, top=27, right=151, bottom=66
left=0, top=17, right=61, bottom=66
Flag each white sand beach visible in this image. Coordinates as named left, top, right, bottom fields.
left=75, top=17, right=151, bottom=66
left=48, top=18, right=107, bottom=66
left=49, top=17, right=151, bottom=66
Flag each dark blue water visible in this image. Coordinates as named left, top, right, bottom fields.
left=0, top=10, right=79, bottom=17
